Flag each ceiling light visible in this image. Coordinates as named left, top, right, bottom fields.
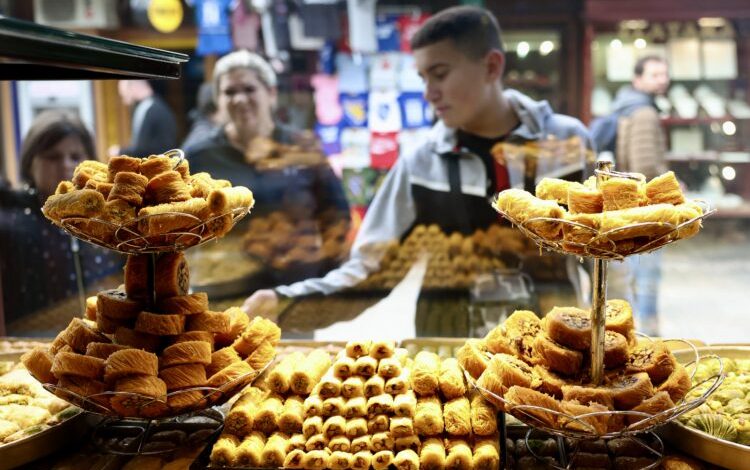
left=722, top=121, right=737, bottom=135
left=634, top=38, right=647, bottom=49
left=621, top=20, right=649, bottom=30
left=516, top=41, right=530, bottom=58
left=698, top=17, right=726, bottom=28
left=539, top=40, right=555, bottom=56
left=610, top=39, right=623, bottom=49
left=721, top=165, right=736, bottom=181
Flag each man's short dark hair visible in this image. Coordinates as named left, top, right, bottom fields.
left=147, top=79, right=167, bottom=96
left=410, top=6, right=504, bottom=59
left=634, top=55, right=667, bottom=76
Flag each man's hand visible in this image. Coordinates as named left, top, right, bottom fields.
left=242, top=289, right=280, bottom=321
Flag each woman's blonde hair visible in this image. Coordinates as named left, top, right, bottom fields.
left=212, top=50, right=277, bottom=98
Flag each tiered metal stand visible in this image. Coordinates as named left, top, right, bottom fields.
left=483, top=161, right=723, bottom=469
left=45, top=151, right=260, bottom=454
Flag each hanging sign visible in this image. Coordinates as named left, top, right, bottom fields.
left=148, top=0, right=184, bottom=33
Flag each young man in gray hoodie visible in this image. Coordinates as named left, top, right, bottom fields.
left=244, top=6, right=594, bottom=328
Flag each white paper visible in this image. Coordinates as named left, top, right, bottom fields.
left=314, top=255, right=428, bottom=341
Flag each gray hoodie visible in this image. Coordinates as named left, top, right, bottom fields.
left=611, top=86, right=654, bottom=114
left=276, top=89, right=593, bottom=298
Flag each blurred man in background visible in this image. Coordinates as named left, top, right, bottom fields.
left=594, top=55, right=671, bottom=335
left=109, top=79, right=177, bottom=157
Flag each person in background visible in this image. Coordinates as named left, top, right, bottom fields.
left=184, top=49, right=350, bottom=234
left=182, top=82, right=223, bottom=150
left=243, top=6, right=593, bottom=327
left=597, top=56, right=671, bottom=336
left=0, top=111, right=122, bottom=330
left=616, top=56, right=670, bottom=176
left=109, top=79, right=178, bottom=157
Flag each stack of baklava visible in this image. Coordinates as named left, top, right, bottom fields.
left=42, top=154, right=254, bottom=243
left=458, top=300, right=691, bottom=434
left=21, top=253, right=279, bottom=419
left=211, top=341, right=502, bottom=469
left=493, top=170, right=705, bottom=255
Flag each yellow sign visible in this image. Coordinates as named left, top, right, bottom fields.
left=148, top=0, right=184, bottom=33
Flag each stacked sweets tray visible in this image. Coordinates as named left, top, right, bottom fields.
left=660, top=346, right=750, bottom=470
left=208, top=340, right=501, bottom=469
left=458, top=302, right=719, bottom=439
left=42, top=152, right=254, bottom=252
left=202, top=310, right=715, bottom=469
left=20, top=153, right=272, bottom=419
left=493, top=170, right=711, bottom=259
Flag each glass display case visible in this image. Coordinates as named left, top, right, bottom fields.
left=0, top=16, right=188, bottom=336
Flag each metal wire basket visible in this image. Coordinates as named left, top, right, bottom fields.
left=467, top=339, right=724, bottom=441
left=43, top=359, right=272, bottom=421
left=54, top=149, right=254, bottom=254
left=492, top=197, right=715, bottom=261
left=59, top=205, right=252, bottom=254
left=492, top=165, right=716, bottom=260
left=523, top=427, right=665, bottom=470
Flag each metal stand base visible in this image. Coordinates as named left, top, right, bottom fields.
left=524, top=427, right=665, bottom=470
left=91, top=408, right=224, bottom=456
left=499, top=411, right=508, bottom=469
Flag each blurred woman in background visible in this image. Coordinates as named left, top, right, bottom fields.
left=185, top=50, right=349, bottom=217
left=185, top=50, right=351, bottom=285
left=0, top=111, right=122, bottom=333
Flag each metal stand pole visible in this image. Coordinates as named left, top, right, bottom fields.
left=591, top=258, right=607, bottom=385
left=498, top=411, right=508, bottom=469
left=70, top=237, right=87, bottom=313
left=147, top=253, right=157, bottom=309
left=591, top=160, right=612, bottom=385
left=556, top=435, right=568, bottom=468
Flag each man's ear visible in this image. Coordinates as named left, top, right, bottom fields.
left=632, top=75, right=643, bottom=91
left=486, top=49, right=505, bottom=82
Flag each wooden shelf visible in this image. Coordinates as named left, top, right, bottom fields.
left=711, top=203, right=750, bottom=218
left=667, top=152, right=750, bottom=162
left=505, top=79, right=558, bottom=90
left=667, top=152, right=721, bottom=161
left=661, top=116, right=750, bottom=126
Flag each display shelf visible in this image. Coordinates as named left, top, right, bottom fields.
left=662, top=116, right=750, bottom=126
left=505, top=79, right=558, bottom=90
left=710, top=203, right=750, bottom=218
left=666, top=152, right=722, bottom=162
left=0, top=16, right=188, bottom=80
